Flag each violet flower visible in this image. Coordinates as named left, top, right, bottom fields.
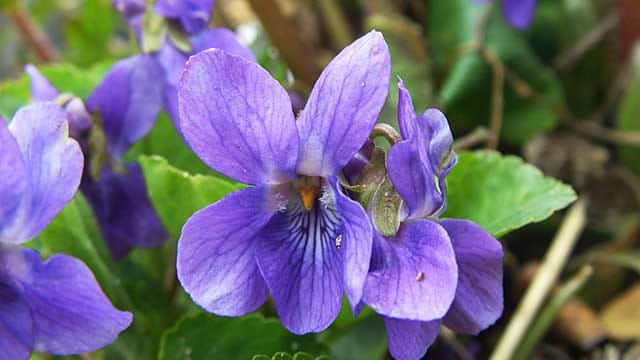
left=113, top=0, right=213, bottom=35
left=360, top=80, right=504, bottom=360
left=0, top=103, right=132, bottom=359
left=177, top=31, right=390, bottom=334
left=26, top=61, right=168, bottom=259
left=112, top=0, right=255, bottom=132
left=154, top=0, right=215, bottom=34
left=475, top=0, right=537, bottom=29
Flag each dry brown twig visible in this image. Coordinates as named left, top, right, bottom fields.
left=491, top=199, right=588, bottom=360
left=553, top=12, right=619, bottom=71
left=246, top=0, right=321, bottom=89
left=8, top=8, right=59, bottom=62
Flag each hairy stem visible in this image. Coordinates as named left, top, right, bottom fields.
left=371, top=123, right=402, bottom=145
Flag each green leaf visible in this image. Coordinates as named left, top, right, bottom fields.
left=617, top=54, right=640, bottom=175
left=125, top=113, right=213, bottom=175
left=33, top=194, right=175, bottom=359
left=34, top=194, right=123, bottom=300
left=328, top=314, right=387, bottom=360
left=428, top=0, right=482, bottom=67
left=443, top=151, right=577, bottom=237
left=139, top=155, right=242, bottom=240
left=430, top=0, right=564, bottom=144
left=159, top=312, right=329, bottom=360
left=252, top=352, right=330, bottom=360
left=0, top=62, right=110, bottom=119
left=64, top=0, right=118, bottom=66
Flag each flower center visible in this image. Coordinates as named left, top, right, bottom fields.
left=292, top=176, right=323, bottom=211
left=297, top=185, right=319, bottom=211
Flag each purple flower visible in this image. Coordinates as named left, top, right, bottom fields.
left=25, top=65, right=92, bottom=139
left=0, top=103, right=132, bottom=359
left=154, top=0, right=215, bottom=34
left=176, top=31, right=390, bottom=334
left=360, top=80, right=504, bottom=360
left=113, top=0, right=214, bottom=35
left=112, top=0, right=146, bottom=33
left=112, top=0, right=255, bottom=134
left=475, top=0, right=537, bottom=29
left=26, top=60, right=168, bottom=259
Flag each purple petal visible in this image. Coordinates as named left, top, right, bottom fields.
left=420, top=109, right=456, bottom=178
left=5, top=103, right=83, bottom=243
left=296, top=31, right=390, bottom=177
left=154, top=0, right=214, bottom=34
left=441, top=219, right=504, bottom=334
left=387, top=140, right=442, bottom=220
left=397, top=78, right=416, bottom=140
left=419, top=109, right=457, bottom=216
left=25, top=64, right=59, bottom=102
left=328, top=177, right=372, bottom=311
left=362, top=220, right=458, bottom=321
left=396, top=80, right=457, bottom=180
left=0, top=119, right=28, bottom=240
left=112, top=0, right=146, bottom=19
left=287, top=89, right=306, bottom=115
left=63, top=97, right=93, bottom=137
left=155, top=42, right=188, bottom=131
left=24, top=65, right=93, bottom=136
left=179, top=49, right=299, bottom=185
left=112, top=0, right=146, bottom=34
left=86, top=54, right=164, bottom=158
left=384, top=317, right=440, bottom=360
left=0, top=284, right=34, bottom=360
left=255, top=188, right=344, bottom=334
left=177, top=187, right=277, bottom=316
left=503, top=0, right=537, bottom=29
left=81, top=163, right=167, bottom=259
left=0, top=247, right=132, bottom=355
left=394, top=80, right=458, bottom=217
left=191, top=27, right=256, bottom=62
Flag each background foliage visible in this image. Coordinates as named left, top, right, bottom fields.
left=1, top=0, right=640, bottom=359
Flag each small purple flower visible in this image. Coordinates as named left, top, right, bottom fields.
left=0, top=103, right=132, bottom=359
left=361, top=80, right=504, bottom=360
left=475, top=0, right=537, bottom=29
left=176, top=31, right=390, bottom=334
left=26, top=60, right=168, bottom=259
left=154, top=0, right=215, bottom=34
left=112, top=0, right=255, bottom=134
left=113, top=0, right=214, bottom=35
left=112, top=0, right=146, bottom=33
